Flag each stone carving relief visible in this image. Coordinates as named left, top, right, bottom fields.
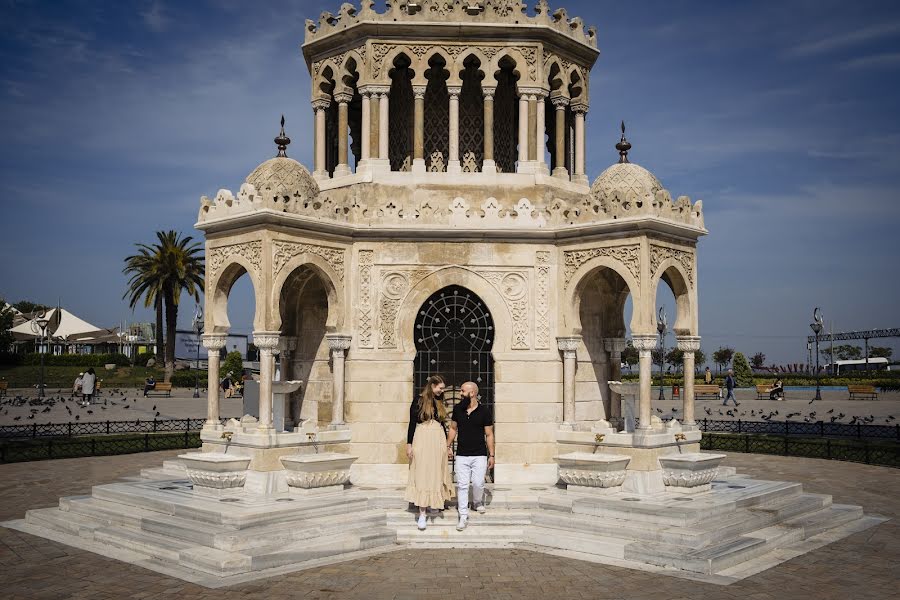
left=272, top=241, right=346, bottom=281
left=208, top=241, right=263, bottom=282
left=649, top=244, right=695, bottom=287
left=358, top=250, right=374, bottom=348
left=563, top=245, right=640, bottom=287
left=535, top=251, right=551, bottom=349
left=368, top=42, right=543, bottom=82
left=477, top=270, right=530, bottom=349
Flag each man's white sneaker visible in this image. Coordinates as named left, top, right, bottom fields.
left=417, top=514, right=426, bottom=530
left=456, top=516, right=467, bottom=531
left=475, top=504, right=486, bottom=514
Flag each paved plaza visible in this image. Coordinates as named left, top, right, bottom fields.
left=2, top=387, right=898, bottom=427
left=0, top=451, right=896, bottom=599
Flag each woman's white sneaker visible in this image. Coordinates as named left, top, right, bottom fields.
left=417, top=514, right=427, bottom=530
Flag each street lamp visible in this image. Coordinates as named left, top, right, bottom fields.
left=30, top=310, right=50, bottom=398
left=810, top=307, right=823, bottom=402
left=192, top=304, right=204, bottom=399
left=657, top=307, right=667, bottom=401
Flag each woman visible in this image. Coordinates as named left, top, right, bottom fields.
left=81, top=368, right=96, bottom=407
left=770, top=377, right=784, bottom=401
left=405, top=375, right=454, bottom=530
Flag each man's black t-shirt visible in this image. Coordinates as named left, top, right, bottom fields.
left=451, top=400, right=493, bottom=456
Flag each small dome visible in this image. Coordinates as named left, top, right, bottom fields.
left=591, top=121, right=663, bottom=201
left=245, top=156, right=318, bottom=200
left=591, top=162, right=663, bottom=200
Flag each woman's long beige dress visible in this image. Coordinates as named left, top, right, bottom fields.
left=404, top=419, right=454, bottom=509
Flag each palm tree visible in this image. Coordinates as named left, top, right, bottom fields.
left=124, top=231, right=204, bottom=381
left=123, top=243, right=166, bottom=360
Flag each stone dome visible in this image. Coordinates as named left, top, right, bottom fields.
left=590, top=162, right=663, bottom=200
left=245, top=156, right=319, bottom=201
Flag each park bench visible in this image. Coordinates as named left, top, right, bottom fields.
left=848, top=385, right=878, bottom=401
left=694, top=384, right=721, bottom=399
left=146, top=382, right=173, bottom=397
left=0, top=381, right=7, bottom=398
left=756, top=384, right=784, bottom=400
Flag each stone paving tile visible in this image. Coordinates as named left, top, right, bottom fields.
left=0, top=451, right=898, bottom=599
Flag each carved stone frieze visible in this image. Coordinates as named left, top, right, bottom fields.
left=272, top=241, right=346, bottom=281
left=358, top=250, right=374, bottom=348
left=208, top=241, right=263, bottom=282
left=535, top=251, right=551, bottom=349
left=563, top=245, right=640, bottom=287
left=477, top=269, right=530, bottom=349
left=368, top=42, right=543, bottom=82
left=650, top=244, right=695, bottom=287
left=379, top=296, right=401, bottom=348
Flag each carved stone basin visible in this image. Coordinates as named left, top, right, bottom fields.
left=279, top=452, right=358, bottom=491
left=555, top=452, right=631, bottom=489
left=658, top=453, right=726, bottom=493
left=179, top=452, right=251, bottom=495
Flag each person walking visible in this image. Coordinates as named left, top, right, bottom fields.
left=405, top=375, right=454, bottom=531
left=81, top=368, right=96, bottom=407
left=723, top=369, right=739, bottom=406
left=447, top=381, right=494, bottom=531
left=704, top=367, right=712, bottom=385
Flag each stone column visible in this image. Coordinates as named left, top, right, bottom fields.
left=412, top=86, right=426, bottom=173
left=253, top=332, right=280, bottom=431
left=572, top=103, right=588, bottom=185
left=632, top=335, right=657, bottom=431
left=535, top=91, right=549, bottom=174
left=482, top=88, right=496, bottom=174
left=202, top=334, right=227, bottom=430
left=516, top=92, right=529, bottom=170
left=557, top=336, right=582, bottom=429
left=551, top=96, right=569, bottom=179
left=378, top=89, right=390, bottom=161
left=447, top=86, right=461, bottom=173
left=604, top=337, right=627, bottom=421
left=333, top=92, right=353, bottom=178
left=360, top=90, right=371, bottom=164
left=326, top=334, right=352, bottom=427
left=527, top=94, right=537, bottom=162
left=312, top=99, right=330, bottom=180
left=279, top=336, right=298, bottom=428
left=677, top=336, right=702, bottom=427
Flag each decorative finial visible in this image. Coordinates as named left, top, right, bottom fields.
left=274, top=115, right=291, bottom=157
left=616, top=120, right=631, bottom=163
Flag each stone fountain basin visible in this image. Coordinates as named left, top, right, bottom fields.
left=555, top=452, right=631, bottom=488
left=280, top=452, right=358, bottom=490
left=658, top=452, right=726, bottom=488
left=179, top=452, right=251, bottom=473
left=608, top=381, right=638, bottom=396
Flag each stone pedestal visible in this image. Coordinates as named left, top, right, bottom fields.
left=556, top=452, right=630, bottom=493
left=659, top=453, right=726, bottom=494
left=280, top=452, right=358, bottom=494
left=179, top=453, right=251, bottom=496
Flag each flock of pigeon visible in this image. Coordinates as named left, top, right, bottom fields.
left=691, top=405, right=896, bottom=425
left=1, top=388, right=163, bottom=424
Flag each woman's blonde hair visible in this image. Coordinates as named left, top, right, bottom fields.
left=418, top=374, right=448, bottom=423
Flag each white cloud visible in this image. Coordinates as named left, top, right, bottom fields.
left=140, top=1, right=168, bottom=33
left=786, top=21, right=900, bottom=58
left=838, top=52, right=900, bottom=70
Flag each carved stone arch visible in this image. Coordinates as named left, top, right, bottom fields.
left=395, top=266, right=515, bottom=355
left=490, top=49, right=527, bottom=85
left=564, top=255, right=643, bottom=335
left=316, top=62, right=339, bottom=96
left=270, top=251, right=344, bottom=332
left=378, top=47, right=417, bottom=84
left=650, top=255, right=695, bottom=336
left=544, top=57, right=568, bottom=94
left=340, top=51, right=365, bottom=90
left=206, top=251, right=264, bottom=335
left=567, top=66, right=587, bottom=104
left=454, top=49, right=489, bottom=87
left=414, top=47, right=453, bottom=87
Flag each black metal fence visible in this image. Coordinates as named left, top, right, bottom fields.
left=0, top=418, right=219, bottom=440
left=701, top=433, right=899, bottom=468
left=615, top=417, right=899, bottom=440
left=0, top=431, right=202, bottom=464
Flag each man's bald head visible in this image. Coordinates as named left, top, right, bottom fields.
left=461, top=381, right=479, bottom=398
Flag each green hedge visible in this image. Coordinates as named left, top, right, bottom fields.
left=170, top=369, right=208, bottom=388
left=21, top=353, right=131, bottom=367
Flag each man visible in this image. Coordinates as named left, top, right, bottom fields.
left=704, top=367, right=712, bottom=385
left=446, top=381, right=494, bottom=531
left=221, top=372, right=234, bottom=398
left=723, top=369, right=739, bottom=406
left=143, top=375, right=156, bottom=397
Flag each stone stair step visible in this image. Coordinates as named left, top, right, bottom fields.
left=245, top=527, right=396, bottom=570
left=624, top=535, right=768, bottom=574
left=783, top=504, right=864, bottom=538
left=25, top=507, right=103, bottom=539
left=93, top=525, right=196, bottom=563
left=524, top=525, right=629, bottom=558
left=748, top=492, right=831, bottom=520
left=61, top=496, right=156, bottom=528
left=396, top=525, right=526, bottom=545
left=177, top=545, right=252, bottom=576
left=385, top=509, right=531, bottom=528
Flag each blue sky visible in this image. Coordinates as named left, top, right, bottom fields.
left=1, top=0, right=898, bottom=365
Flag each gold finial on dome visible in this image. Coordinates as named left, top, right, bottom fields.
left=615, top=120, right=631, bottom=164
left=274, top=115, right=291, bottom=158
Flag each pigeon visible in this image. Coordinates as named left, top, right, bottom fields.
left=155, top=412, right=161, bottom=417
left=718, top=410, right=724, bottom=416
left=672, top=407, right=678, bottom=413
left=827, top=409, right=834, bottom=414
left=831, top=416, right=838, bottom=423
left=704, top=407, right=712, bottom=416
left=75, top=415, right=80, bottom=421
left=27, top=414, right=34, bottom=419
left=123, top=405, right=130, bottom=409
left=152, top=405, right=156, bottom=411
left=656, top=408, right=663, bottom=413
left=13, top=416, right=20, bottom=421
left=86, top=410, right=93, bottom=414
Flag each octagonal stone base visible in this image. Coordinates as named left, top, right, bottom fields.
left=659, top=453, right=726, bottom=494
left=179, top=452, right=251, bottom=496
left=279, top=452, right=358, bottom=492
left=555, top=452, right=630, bottom=491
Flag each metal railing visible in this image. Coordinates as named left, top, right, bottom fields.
left=0, top=418, right=229, bottom=440
left=700, top=433, right=899, bottom=468
left=0, top=431, right=202, bottom=464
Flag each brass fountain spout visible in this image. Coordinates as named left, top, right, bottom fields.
left=221, top=431, right=234, bottom=442
left=674, top=433, right=686, bottom=442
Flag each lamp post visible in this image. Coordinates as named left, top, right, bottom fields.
left=810, top=307, right=823, bottom=402
left=192, top=305, right=204, bottom=399
left=657, top=307, right=667, bottom=401
left=31, top=311, right=50, bottom=399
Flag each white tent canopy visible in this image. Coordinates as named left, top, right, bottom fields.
left=10, top=308, right=104, bottom=341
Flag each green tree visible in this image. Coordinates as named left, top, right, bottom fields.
left=712, top=346, right=735, bottom=373
left=222, top=351, right=243, bottom=383
left=732, top=352, right=753, bottom=387
left=0, top=299, right=14, bottom=351
left=750, top=352, right=766, bottom=369
left=694, top=349, right=706, bottom=371
left=868, top=346, right=893, bottom=360
left=123, top=243, right=166, bottom=362
left=12, top=300, right=48, bottom=314
left=622, top=341, right=638, bottom=371
left=665, top=347, right=684, bottom=373
left=822, top=344, right=863, bottom=361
